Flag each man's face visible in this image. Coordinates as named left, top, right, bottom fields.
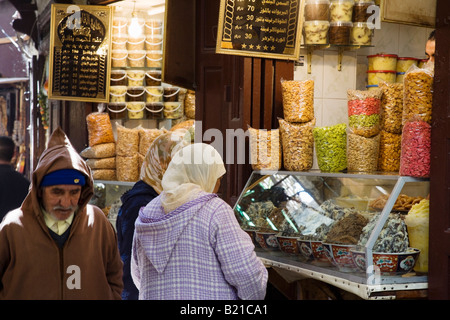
left=40, top=184, right=82, bottom=221
left=425, top=39, right=435, bottom=63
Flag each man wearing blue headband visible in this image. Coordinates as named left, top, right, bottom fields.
left=0, top=127, right=123, bottom=299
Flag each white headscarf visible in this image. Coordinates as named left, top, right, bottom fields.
left=160, top=143, right=226, bottom=213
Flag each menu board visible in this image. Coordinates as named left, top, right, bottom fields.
left=216, top=0, right=304, bottom=60
left=48, top=4, right=112, bottom=102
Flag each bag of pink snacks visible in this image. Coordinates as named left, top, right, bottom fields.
left=399, top=117, right=431, bottom=177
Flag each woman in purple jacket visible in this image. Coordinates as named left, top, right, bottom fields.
left=131, top=143, right=268, bottom=300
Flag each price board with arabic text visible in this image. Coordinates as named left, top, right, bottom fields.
left=216, top=0, right=304, bottom=60
left=48, top=4, right=112, bottom=102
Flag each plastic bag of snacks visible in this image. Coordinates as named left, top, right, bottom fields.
left=116, top=124, right=140, bottom=156
left=248, top=126, right=282, bottom=171
left=92, top=169, right=116, bottom=181
left=86, top=109, right=115, bottom=147
left=347, top=89, right=382, bottom=137
left=313, top=123, right=347, bottom=172
left=402, top=65, right=433, bottom=125
left=281, top=79, right=314, bottom=123
left=347, top=132, right=380, bottom=172
left=138, top=127, right=165, bottom=155
left=379, top=81, right=403, bottom=134
left=86, top=157, right=116, bottom=170
left=399, top=118, right=431, bottom=177
left=377, top=130, right=401, bottom=172
left=116, top=154, right=140, bottom=182
left=80, top=142, right=116, bottom=159
left=279, top=118, right=315, bottom=171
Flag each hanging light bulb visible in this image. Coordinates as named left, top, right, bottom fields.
left=128, top=1, right=142, bottom=36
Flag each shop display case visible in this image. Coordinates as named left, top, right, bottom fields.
left=89, top=180, right=135, bottom=230
left=234, top=170, right=430, bottom=299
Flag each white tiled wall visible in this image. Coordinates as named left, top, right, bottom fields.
left=293, top=22, right=434, bottom=128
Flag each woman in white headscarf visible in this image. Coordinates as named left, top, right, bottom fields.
left=131, top=143, right=268, bottom=300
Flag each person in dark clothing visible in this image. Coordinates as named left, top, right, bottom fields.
left=0, top=136, right=30, bottom=222
left=116, top=129, right=191, bottom=300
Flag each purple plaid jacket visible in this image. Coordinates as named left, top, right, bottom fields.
left=131, top=192, right=268, bottom=300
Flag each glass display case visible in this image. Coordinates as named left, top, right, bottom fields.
left=90, top=180, right=135, bottom=230
left=234, top=170, right=430, bottom=299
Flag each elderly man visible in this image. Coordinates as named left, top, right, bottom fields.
left=0, top=127, right=123, bottom=299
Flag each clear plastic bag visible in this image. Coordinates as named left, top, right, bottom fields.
left=116, top=124, right=140, bottom=156
left=80, top=142, right=116, bottom=159
left=86, top=110, right=115, bottom=147
left=281, top=79, right=315, bottom=123
left=248, top=126, right=282, bottom=171
left=138, top=127, right=166, bottom=155
left=347, top=131, right=380, bottom=172
left=399, top=118, right=431, bottom=177
left=379, top=81, right=403, bottom=134
left=116, top=154, right=140, bottom=182
left=377, top=130, right=401, bottom=172
left=347, top=89, right=382, bottom=137
left=402, top=65, right=434, bottom=125
left=313, top=123, right=347, bottom=172
left=279, top=118, right=315, bottom=171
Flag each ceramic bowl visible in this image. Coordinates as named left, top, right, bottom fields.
left=297, top=239, right=333, bottom=266
left=276, top=235, right=300, bottom=256
left=351, top=248, right=420, bottom=275
left=322, top=243, right=358, bottom=272
left=255, top=231, right=279, bottom=251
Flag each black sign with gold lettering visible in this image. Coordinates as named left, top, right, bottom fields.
left=49, top=4, right=112, bottom=102
left=216, top=0, right=304, bottom=60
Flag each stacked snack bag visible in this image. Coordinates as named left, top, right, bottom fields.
left=346, top=89, right=382, bottom=172
left=81, top=110, right=117, bottom=180
left=399, top=65, right=433, bottom=178
left=377, top=81, right=403, bottom=172
left=279, top=80, right=315, bottom=171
